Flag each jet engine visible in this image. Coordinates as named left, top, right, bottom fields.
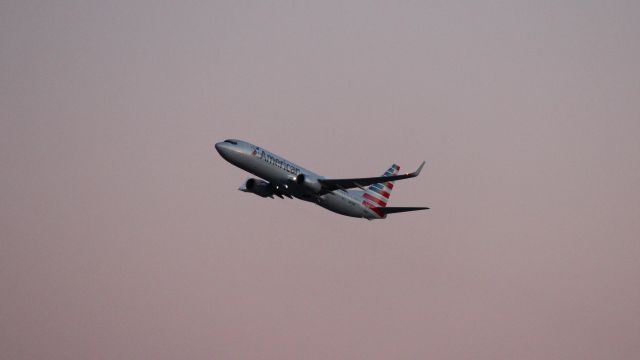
left=293, top=173, right=322, bottom=193
left=239, top=178, right=274, bottom=198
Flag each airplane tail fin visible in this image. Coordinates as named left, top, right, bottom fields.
left=361, top=164, right=400, bottom=209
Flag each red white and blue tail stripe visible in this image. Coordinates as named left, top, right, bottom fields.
left=361, top=164, right=400, bottom=218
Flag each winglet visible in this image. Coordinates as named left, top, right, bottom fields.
left=412, top=161, right=426, bottom=176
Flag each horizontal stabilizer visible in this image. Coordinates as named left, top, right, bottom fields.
left=379, top=206, right=429, bottom=215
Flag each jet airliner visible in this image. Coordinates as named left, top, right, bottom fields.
left=215, top=139, right=428, bottom=220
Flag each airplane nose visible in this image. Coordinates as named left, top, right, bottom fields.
left=214, top=142, right=228, bottom=154
left=215, top=141, right=235, bottom=162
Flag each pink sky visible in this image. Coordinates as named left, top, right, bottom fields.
left=2, top=1, right=639, bottom=359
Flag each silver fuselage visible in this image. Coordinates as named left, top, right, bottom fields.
left=215, top=140, right=379, bottom=219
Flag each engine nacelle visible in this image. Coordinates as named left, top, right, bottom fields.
left=294, top=173, right=322, bottom=193
left=239, top=178, right=274, bottom=198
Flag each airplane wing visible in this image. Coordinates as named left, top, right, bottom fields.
left=319, top=161, right=425, bottom=192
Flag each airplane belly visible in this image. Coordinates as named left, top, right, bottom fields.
left=317, top=193, right=365, bottom=218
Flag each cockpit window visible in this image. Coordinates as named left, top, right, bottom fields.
left=224, top=140, right=238, bottom=145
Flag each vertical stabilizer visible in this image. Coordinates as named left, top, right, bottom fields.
left=361, top=164, right=399, bottom=216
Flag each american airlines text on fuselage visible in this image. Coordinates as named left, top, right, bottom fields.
left=253, top=146, right=301, bottom=176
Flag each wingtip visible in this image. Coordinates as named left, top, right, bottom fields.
left=414, top=161, right=426, bottom=176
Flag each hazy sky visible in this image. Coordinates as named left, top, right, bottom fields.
left=2, top=1, right=639, bottom=359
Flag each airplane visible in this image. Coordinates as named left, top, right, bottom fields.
left=214, top=139, right=429, bottom=220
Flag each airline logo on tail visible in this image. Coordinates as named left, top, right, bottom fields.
left=361, top=164, right=400, bottom=217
